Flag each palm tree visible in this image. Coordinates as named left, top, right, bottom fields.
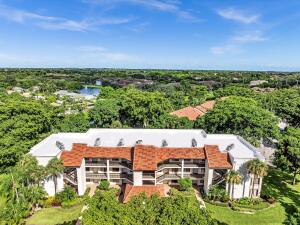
left=46, top=158, right=64, bottom=195
left=247, top=159, right=268, bottom=198
left=225, top=170, right=242, bottom=199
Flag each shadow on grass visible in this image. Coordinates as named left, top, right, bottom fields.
left=262, top=168, right=300, bottom=215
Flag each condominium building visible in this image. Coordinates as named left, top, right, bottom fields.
left=30, top=129, right=264, bottom=200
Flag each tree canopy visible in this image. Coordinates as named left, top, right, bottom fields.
left=195, top=96, right=279, bottom=146
left=275, top=127, right=300, bottom=185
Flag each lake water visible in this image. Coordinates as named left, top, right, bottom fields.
left=79, top=86, right=100, bottom=96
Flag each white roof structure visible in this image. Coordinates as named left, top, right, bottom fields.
left=30, top=129, right=263, bottom=160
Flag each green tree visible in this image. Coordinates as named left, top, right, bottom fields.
left=46, top=158, right=64, bottom=194
left=89, top=99, right=121, bottom=128
left=225, top=170, right=242, bottom=199
left=178, top=178, right=193, bottom=191
left=0, top=95, right=54, bottom=172
left=195, top=96, right=279, bottom=146
left=247, top=159, right=268, bottom=197
left=58, top=113, right=90, bottom=132
left=275, top=127, right=300, bottom=185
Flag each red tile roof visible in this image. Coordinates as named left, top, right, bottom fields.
left=60, top=143, right=232, bottom=170
left=170, top=100, right=217, bottom=121
left=170, top=106, right=203, bottom=120
left=123, top=184, right=165, bottom=203
left=133, top=145, right=205, bottom=171
left=61, top=144, right=132, bottom=167
left=204, top=145, right=232, bottom=169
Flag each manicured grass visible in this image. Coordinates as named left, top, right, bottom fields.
left=26, top=204, right=83, bottom=225
left=206, top=168, right=300, bottom=225
left=207, top=202, right=285, bottom=225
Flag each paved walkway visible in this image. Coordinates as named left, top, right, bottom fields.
left=194, top=188, right=206, bottom=208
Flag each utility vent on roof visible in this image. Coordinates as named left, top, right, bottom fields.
left=162, top=139, right=168, bottom=147
left=225, top=143, right=234, bottom=152
left=56, top=141, right=65, bottom=150
left=94, top=138, right=101, bottom=146
left=201, top=130, right=207, bottom=138
left=136, top=140, right=143, bottom=144
left=118, top=138, right=124, bottom=146
left=192, top=138, right=197, bottom=147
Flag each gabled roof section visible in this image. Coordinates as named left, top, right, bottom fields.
left=60, top=144, right=132, bottom=167
left=170, top=106, right=204, bottom=121
left=133, top=145, right=205, bottom=171
left=123, top=184, right=165, bottom=203
left=204, top=145, right=232, bottom=169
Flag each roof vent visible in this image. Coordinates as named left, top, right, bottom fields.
left=162, top=139, right=168, bottom=147
left=56, top=141, right=65, bottom=150
left=201, top=130, right=207, bottom=138
left=192, top=138, right=197, bottom=147
left=94, top=138, right=101, bottom=147
left=118, top=138, right=124, bottom=146
left=225, top=143, right=234, bottom=152
left=136, top=140, right=143, bottom=144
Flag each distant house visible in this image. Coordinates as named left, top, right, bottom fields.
left=95, top=80, right=102, bottom=86
left=249, top=80, right=268, bottom=87
left=170, top=100, right=216, bottom=121
left=12, top=87, right=24, bottom=93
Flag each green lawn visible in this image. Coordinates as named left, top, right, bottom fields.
left=207, top=169, right=300, bottom=225
left=26, top=204, right=83, bottom=225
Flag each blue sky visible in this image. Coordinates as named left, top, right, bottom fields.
left=0, top=0, right=300, bottom=70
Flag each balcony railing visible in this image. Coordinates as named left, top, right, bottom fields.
left=109, top=162, right=132, bottom=169
left=157, top=163, right=181, bottom=171
left=85, top=162, right=106, bottom=167
left=142, top=174, right=155, bottom=179
left=86, top=173, right=108, bottom=179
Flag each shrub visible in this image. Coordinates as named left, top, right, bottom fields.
left=61, top=198, right=83, bottom=208
left=207, top=185, right=229, bottom=202
left=43, top=196, right=61, bottom=207
left=178, top=178, right=192, bottom=191
left=284, top=206, right=300, bottom=225
left=55, top=186, right=77, bottom=203
left=99, top=180, right=110, bottom=190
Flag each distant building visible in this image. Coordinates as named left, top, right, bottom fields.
left=12, top=87, right=24, bottom=93
left=249, top=80, right=268, bottom=87
left=95, top=80, right=102, bottom=86
left=170, top=100, right=217, bottom=121
left=30, top=129, right=265, bottom=200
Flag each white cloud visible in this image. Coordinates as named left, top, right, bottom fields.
left=0, top=4, right=133, bottom=31
left=233, top=32, right=267, bottom=44
left=83, top=0, right=201, bottom=22
left=79, top=45, right=137, bottom=62
left=217, top=8, right=259, bottom=24
left=210, top=45, right=236, bottom=55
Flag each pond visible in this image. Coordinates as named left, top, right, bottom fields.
left=79, top=86, right=100, bottom=97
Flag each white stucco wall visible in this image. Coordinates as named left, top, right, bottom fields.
left=133, top=171, right=143, bottom=186
left=204, top=160, right=213, bottom=194
left=76, top=159, right=86, bottom=195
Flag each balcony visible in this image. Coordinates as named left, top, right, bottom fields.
left=157, top=174, right=181, bottom=183
left=85, top=162, right=106, bottom=167
left=157, top=163, right=181, bottom=171
left=184, top=163, right=205, bottom=168
left=109, top=162, right=132, bottom=169
left=142, top=173, right=155, bottom=179
left=86, top=173, right=108, bottom=179
left=183, top=174, right=204, bottom=179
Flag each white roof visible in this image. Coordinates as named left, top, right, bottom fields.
left=30, top=129, right=263, bottom=160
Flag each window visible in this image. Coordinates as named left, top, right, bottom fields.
left=112, top=168, right=119, bottom=172
left=185, top=159, right=192, bottom=162
left=253, top=178, right=260, bottom=185
left=112, top=158, right=120, bottom=162
left=184, top=168, right=191, bottom=173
